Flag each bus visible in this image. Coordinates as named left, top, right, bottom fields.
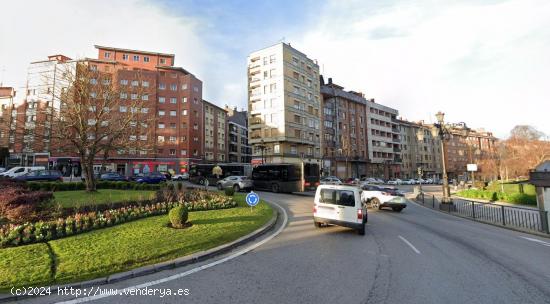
left=189, top=163, right=252, bottom=185
left=251, top=163, right=320, bottom=193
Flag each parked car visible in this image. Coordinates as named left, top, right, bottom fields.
left=99, top=172, right=128, bottom=181
left=313, top=184, right=367, bottom=235
left=133, top=172, right=166, bottom=184
left=320, top=176, right=342, bottom=185
left=0, top=167, right=5, bottom=173
left=360, top=177, right=379, bottom=185
left=0, top=166, right=46, bottom=178
left=14, top=170, right=63, bottom=182
left=216, top=176, right=253, bottom=192
left=387, top=179, right=402, bottom=185
left=343, top=177, right=360, bottom=185
left=381, top=186, right=405, bottom=197
left=360, top=184, right=407, bottom=212
left=172, top=173, right=189, bottom=181
left=404, top=179, right=417, bottom=185
left=375, top=178, right=385, bottom=184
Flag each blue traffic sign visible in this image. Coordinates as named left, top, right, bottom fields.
left=246, top=192, right=260, bottom=207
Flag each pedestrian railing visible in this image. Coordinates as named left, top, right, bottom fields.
left=417, top=193, right=549, bottom=234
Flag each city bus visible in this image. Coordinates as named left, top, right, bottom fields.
left=251, top=163, right=320, bottom=193
left=188, top=163, right=252, bottom=185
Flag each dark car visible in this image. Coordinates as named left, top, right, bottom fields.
left=381, top=186, right=405, bottom=197
left=15, top=170, right=63, bottom=182
left=99, top=172, right=128, bottom=181
left=133, top=172, right=166, bottom=184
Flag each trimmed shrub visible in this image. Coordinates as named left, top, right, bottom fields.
left=224, top=187, right=235, bottom=196
left=168, top=206, right=189, bottom=228
left=0, top=181, right=54, bottom=223
left=490, top=192, right=498, bottom=202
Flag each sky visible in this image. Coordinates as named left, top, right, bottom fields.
left=1, top=0, right=549, bottom=138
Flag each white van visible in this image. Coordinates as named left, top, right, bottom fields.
left=313, top=185, right=367, bottom=235
left=0, top=166, right=46, bottom=178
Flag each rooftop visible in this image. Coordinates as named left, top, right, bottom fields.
left=94, top=45, right=175, bottom=58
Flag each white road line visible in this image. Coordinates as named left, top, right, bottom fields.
left=56, top=201, right=289, bottom=304
left=519, top=236, right=550, bottom=247
left=398, top=235, right=421, bottom=254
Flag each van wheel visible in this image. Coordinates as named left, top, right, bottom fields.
left=371, top=198, right=380, bottom=210
left=233, top=184, right=240, bottom=192
left=357, top=223, right=365, bottom=235
left=314, top=221, right=322, bottom=228
left=392, top=207, right=403, bottom=212
left=271, top=183, right=279, bottom=193
left=217, top=184, right=223, bottom=190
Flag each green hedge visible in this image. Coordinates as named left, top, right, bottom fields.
left=26, top=181, right=163, bottom=192
left=456, top=189, right=537, bottom=206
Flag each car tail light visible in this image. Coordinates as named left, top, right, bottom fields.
left=304, top=182, right=311, bottom=187
left=314, top=182, right=320, bottom=186
left=357, top=208, right=363, bottom=220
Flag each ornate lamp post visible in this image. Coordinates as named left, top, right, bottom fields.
left=430, top=111, right=470, bottom=205
left=257, top=139, right=266, bottom=164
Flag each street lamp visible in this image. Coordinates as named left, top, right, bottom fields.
left=257, top=139, right=266, bottom=164
left=431, top=111, right=470, bottom=205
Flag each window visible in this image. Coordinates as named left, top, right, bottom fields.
left=170, top=84, right=177, bottom=91
left=133, top=55, right=139, bottom=61
left=157, top=136, right=165, bottom=143
left=160, top=58, right=166, bottom=64
left=142, top=94, right=149, bottom=101
left=131, top=93, right=138, bottom=100
left=170, top=110, right=177, bottom=117
left=169, top=136, right=176, bottom=143
left=290, top=146, right=297, bottom=155
left=142, top=81, right=149, bottom=87
left=143, top=56, right=150, bottom=62
left=182, top=110, right=188, bottom=115
left=182, top=97, right=187, bottom=103
left=130, top=80, right=138, bottom=87
left=170, top=97, right=177, bottom=104
left=193, top=86, right=199, bottom=92
left=319, top=189, right=355, bottom=207
left=270, top=54, right=276, bottom=63
left=90, top=92, right=97, bottom=99
left=274, top=144, right=280, bottom=154
left=181, top=83, right=188, bottom=90
left=122, top=54, right=129, bottom=60
left=129, top=135, right=136, bottom=141
left=120, top=92, right=127, bottom=99
left=170, top=123, right=176, bottom=129
left=169, top=149, right=176, bottom=156
left=120, top=79, right=128, bottom=85
left=102, top=79, right=110, bottom=85
left=159, top=83, right=166, bottom=90
left=270, top=69, right=276, bottom=78
left=140, top=135, right=147, bottom=141
left=181, top=149, right=187, bottom=156
left=158, top=110, right=165, bottom=116
left=193, top=123, right=198, bottom=130
left=270, top=83, right=276, bottom=93
left=158, top=123, right=165, bottom=129
left=141, top=108, right=149, bottom=113
left=104, top=52, right=111, bottom=59
left=90, top=78, right=97, bottom=85
left=159, top=97, right=165, bottom=103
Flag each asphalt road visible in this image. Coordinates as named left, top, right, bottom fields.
left=19, top=186, right=550, bottom=304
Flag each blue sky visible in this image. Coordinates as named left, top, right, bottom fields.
left=1, top=0, right=549, bottom=138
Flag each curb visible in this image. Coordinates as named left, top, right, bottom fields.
left=408, top=196, right=550, bottom=239
left=0, top=204, right=279, bottom=303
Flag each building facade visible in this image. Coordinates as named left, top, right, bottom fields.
left=247, top=43, right=321, bottom=166
left=203, top=100, right=227, bottom=162
left=6, top=46, right=208, bottom=176
left=0, top=87, right=16, bottom=167
left=320, top=77, right=369, bottom=179
left=398, top=120, right=442, bottom=180
left=366, top=99, right=401, bottom=179
left=225, top=106, right=251, bottom=163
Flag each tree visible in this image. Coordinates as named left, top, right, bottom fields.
left=509, top=125, right=545, bottom=141
left=45, top=60, right=155, bottom=191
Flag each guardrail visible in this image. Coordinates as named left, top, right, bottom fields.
left=417, top=193, right=549, bottom=234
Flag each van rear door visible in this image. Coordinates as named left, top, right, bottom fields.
left=334, top=189, right=361, bottom=224
left=315, top=187, right=338, bottom=221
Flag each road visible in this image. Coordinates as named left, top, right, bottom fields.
left=20, top=186, right=550, bottom=304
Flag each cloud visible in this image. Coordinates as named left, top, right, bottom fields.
left=299, top=0, right=550, bottom=137
left=0, top=0, right=210, bottom=101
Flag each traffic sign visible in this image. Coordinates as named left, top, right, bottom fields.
left=246, top=192, right=260, bottom=207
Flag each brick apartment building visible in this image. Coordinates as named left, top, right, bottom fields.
left=5, top=46, right=209, bottom=176
left=320, top=77, right=369, bottom=179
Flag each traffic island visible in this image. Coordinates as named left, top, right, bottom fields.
left=0, top=193, right=275, bottom=295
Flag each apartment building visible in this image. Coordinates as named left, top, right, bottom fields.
left=225, top=105, right=251, bottom=163
left=0, top=87, right=15, bottom=167
left=366, top=99, right=401, bottom=179
left=398, top=119, right=442, bottom=180
left=203, top=100, right=227, bottom=162
left=247, top=43, right=321, bottom=166
left=444, top=127, right=497, bottom=180
left=320, top=77, right=368, bottom=179
left=7, top=46, right=205, bottom=176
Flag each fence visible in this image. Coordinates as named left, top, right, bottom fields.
left=417, top=193, right=549, bottom=234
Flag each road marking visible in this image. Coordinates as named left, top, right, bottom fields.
left=398, top=235, right=421, bottom=254
left=55, top=201, right=289, bottom=304
left=519, top=236, right=550, bottom=247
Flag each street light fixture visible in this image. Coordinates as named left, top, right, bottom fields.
left=430, top=111, right=470, bottom=206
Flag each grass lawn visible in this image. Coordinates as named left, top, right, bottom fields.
left=53, top=189, right=156, bottom=208
left=0, top=243, right=53, bottom=290
left=0, top=193, right=273, bottom=289
left=455, top=182, right=537, bottom=206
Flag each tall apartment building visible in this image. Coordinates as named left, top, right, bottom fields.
left=398, top=119, right=442, bottom=180
left=444, top=127, right=497, bottom=180
left=0, top=87, right=15, bottom=167
left=225, top=105, right=251, bottom=163
left=247, top=43, right=321, bottom=166
left=9, top=46, right=205, bottom=176
left=320, top=77, right=369, bottom=179
left=366, top=99, right=401, bottom=179
left=203, top=100, right=227, bottom=162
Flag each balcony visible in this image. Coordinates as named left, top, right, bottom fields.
left=392, top=138, right=400, bottom=143
left=393, top=146, right=401, bottom=152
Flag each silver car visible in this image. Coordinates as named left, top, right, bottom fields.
left=217, top=176, right=253, bottom=192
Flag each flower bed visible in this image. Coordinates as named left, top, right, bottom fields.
left=26, top=181, right=163, bottom=192
left=0, top=190, right=236, bottom=248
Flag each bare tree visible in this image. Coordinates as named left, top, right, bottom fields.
left=44, top=61, right=155, bottom=191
